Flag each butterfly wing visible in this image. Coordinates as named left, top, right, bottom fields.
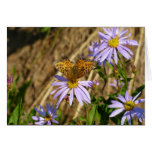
left=55, top=60, right=73, bottom=79
left=75, top=59, right=94, bottom=79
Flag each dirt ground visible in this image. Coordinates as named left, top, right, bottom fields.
left=7, top=27, right=145, bottom=124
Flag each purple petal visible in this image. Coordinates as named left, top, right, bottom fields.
left=103, top=27, right=112, bottom=36
left=53, top=87, right=68, bottom=100
left=133, top=92, right=141, bottom=102
left=69, top=88, right=74, bottom=106
left=52, top=119, right=59, bottom=124
left=94, top=47, right=109, bottom=61
left=47, top=121, right=52, bottom=125
left=113, top=48, right=118, bottom=64
left=117, top=95, right=126, bottom=103
left=127, top=113, right=131, bottom=125
left=98, top=31, right=111, bottom=40
left=77, top=87, right=90, bottom=104
left=32, top=116, right=45, bottom=121
left=52, top=82, right=67, bottom=86
left=125, top=91, right=129, bottom=101
left=78, top=81, right=91, bottom=87
left=119, top=33, right=131, bottom=41
left=121, top=111, right=129, bottom=125
left=109, top=108, right=125, bottom=117
left=56, top=88, right=70, bottom=107
left=119, top=45, right=133, bottom=55
left=135, top=99, right=145, bottom=104
left=99, top=49, right=111, bottom=63
left=78, top=84, right=90, bottom=100
left=117, top=46, right=131, bottom=59
left=107, top=48, right=113, bottom=63
left=109, top=100, right=124, bottom=108
left=54, top=75, right=68, bottom=81
left=35, top=121, right=46, bottom=125
left=119, top=28, right=128, bottom=38
left=74, top=88, right=83, bottom=105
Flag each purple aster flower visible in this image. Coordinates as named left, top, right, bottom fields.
left=51, top=75, right=91, bottom=107
left=108, top=90, right=145, bottom=125
left=88, top=79, right=99, bottom=90
left=32, top=103, right=59, bottom=125
left=89, top=27, right=139, bottom=65
left=7, top=74, right=13, bottom=89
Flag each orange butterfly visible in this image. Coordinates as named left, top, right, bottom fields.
left=55, top=59, right=94, bottom=82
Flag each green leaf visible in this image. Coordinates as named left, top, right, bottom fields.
left=132, top=85, right=145, bottom=97
left=96, top=65, right=106, bottom=81
left=88, top=105, right=96, bottom=125
left=95, top=109, right=101, bottom=124
left=8, top=99, right=22, bottom=125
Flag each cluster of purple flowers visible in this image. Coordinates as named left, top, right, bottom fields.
left=32, top=27, right=144, bottom=125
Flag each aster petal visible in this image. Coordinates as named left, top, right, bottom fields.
left=127, top=112, right=132, bottom=125
left=53, top=115, right=58, bottom=118
left=107, top=48, right=113, bottom=63
left=78, top=81, right=91, bottom=87
left=54, top=75, right=68, bottom=81
left=56, top=88, right=70, bottom=107
left=35, top=121, right=46, bottom=125
left=125, top=91, right=129, bottom=101
left=47, top=121, right=52, bottom=125
left=94, top=47, right=109, bottom=61
left=77, top=87, right=90, bottom=104
left=99, top=49, right=111, bottom=63
left=135, top=99, right=145, bottom=104
left=34, top=106, right=46, bottom=117
left=132, top=92, right=141, bottom=102
left=89, top=46, right=94, bottom=52
left=117, top=94, right=126, bottom=103
left=53, top=86, right=68, bottom=100
left=52, top=119, right=59, bottom=124
left=52, top=82, right=67, bottom=86
left=119, top=45, right=133, bottom=55
left=103, top=27, right=112, bottom=36
left=50, top=86, right=64, bottom=95
left=109, top=100, right=124, bottom=108
left=121, top=111, right=129, bottom=125
left=119, top=28, right=128, bottom=38
left=78, top=84, right=91, bottom=100
left=69, top=88, right=74, bottom=106
left=74, top=88, right=83, bottom=105
left=119, top=33, right=131, bottom=41
left=93, top=43, right=108, bottom=56
left=134, top=107, right=144, bottom=115
left=109, top=108, right=125, bottom=117
left=32, top=116, right=45, bottom=121
left=113, top=48, right=118, bottom=64
left=98, top=31, right=111, bottom=40
left=126, top=40, right=139, bottom=46
left=117, top=46, right=131, bottom=59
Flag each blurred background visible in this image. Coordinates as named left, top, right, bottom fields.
left=7, top=27, right=145, bottom=125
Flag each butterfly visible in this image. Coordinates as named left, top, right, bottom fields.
left=55, top=59, right=94, bottom=82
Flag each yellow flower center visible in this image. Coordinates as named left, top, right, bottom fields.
left=108, top=36, right=119, bottom=48
left=45, top=115, right=52, bottom=121
left=67, top=80, right=78, bottom=88
left=124, top=100, right=135, bottom=111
